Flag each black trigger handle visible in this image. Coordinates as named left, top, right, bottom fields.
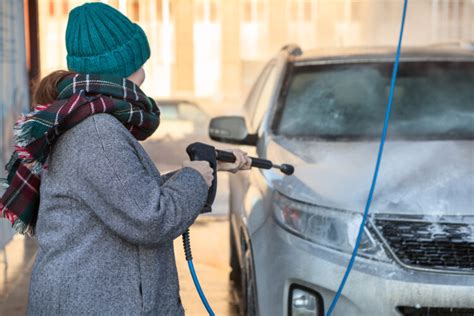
left=186, top=142, right=217, bottom=213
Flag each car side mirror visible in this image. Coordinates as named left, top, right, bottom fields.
left=208, top=116, right=257, bottom=146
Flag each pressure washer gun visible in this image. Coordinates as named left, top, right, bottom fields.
left=182, top=142, right=294, bottom=316
left=186, top=142, right=294, bottom=213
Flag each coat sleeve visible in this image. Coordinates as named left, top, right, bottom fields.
left=77, top=114, right=209, bottom=246
left=161, top=170, right=178, bottom=183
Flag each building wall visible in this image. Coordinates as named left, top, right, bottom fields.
left=36, top=0, right=474, bottom=113
left=0, top=0, right=30, bottom=249
left=1, top=0, right=473, bottom=247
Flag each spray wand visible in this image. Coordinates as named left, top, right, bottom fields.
left=215, top=149, right=294, bottom=175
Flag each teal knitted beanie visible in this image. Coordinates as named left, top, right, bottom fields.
left=65, top=2, right=150, bottom=78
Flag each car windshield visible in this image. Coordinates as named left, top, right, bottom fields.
left=274, top=61, right=474, bottom=140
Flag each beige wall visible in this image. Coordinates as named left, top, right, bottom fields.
left=1, top=0, right=30, bottom=249
left=37, top=0, right=474, bottom=114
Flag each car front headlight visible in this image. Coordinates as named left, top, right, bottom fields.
left=273, top=192, right=389, bottom=261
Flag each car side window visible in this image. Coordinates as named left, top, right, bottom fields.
left=243, top=60, right=276, bottom=131
left=251, top=64, right=279, bottom=131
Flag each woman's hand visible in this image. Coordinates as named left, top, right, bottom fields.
left=217, top=149, right=252, bottom=173
left=183, top=160, right=214, bottom=187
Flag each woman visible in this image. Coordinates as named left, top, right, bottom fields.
left=0, top=3, right=251, bottom=315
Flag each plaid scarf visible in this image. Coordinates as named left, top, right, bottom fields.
left=0, top=74, right=160, bottom=236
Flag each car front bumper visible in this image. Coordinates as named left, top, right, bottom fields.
left=251, top=216, right=474, bottom=316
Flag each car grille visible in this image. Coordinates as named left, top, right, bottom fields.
left=373, top=219, right=474, bottom=272
left=397, top=306, right=474, bottom=316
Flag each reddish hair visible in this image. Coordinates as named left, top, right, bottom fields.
left=32, top=70, right=76, bottom=108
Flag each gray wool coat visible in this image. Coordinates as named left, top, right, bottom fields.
left=27, top=113, right=209, bottom=315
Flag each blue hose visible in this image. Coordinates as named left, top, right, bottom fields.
left=326, top=1, right=409, bottom=315
left=182, top=229, right=215, bottom=315
left=188, top=260, right=215, bottom=316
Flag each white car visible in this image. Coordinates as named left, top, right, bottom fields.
left=150, top=99, right=209, bottom=141
left=209, top=44, right=474, bottom=316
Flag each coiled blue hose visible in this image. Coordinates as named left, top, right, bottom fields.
left=326, top=1, right=408, bottom=315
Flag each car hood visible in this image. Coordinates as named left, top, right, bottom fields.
left=265, top=136, right=473, bottom=216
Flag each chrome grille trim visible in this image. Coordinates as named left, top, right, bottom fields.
left=369, top=216, right=474, bottom=275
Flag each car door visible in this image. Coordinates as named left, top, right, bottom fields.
left=230, top=59, right=281, bottom=236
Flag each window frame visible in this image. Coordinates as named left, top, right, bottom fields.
left=243, top=60, right=276, bottom=132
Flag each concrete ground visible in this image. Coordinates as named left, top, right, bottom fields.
left=0, top=216, right=238, bottom=315
left=176, top=215, right=239, bottom=316
left=0, top=137, right=239, bottom=315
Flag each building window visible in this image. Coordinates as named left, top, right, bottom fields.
left=243, top=0, right=265, bottom=22
left=290, top=0, right=312, bottom=22
left=195, top=0, right=217, bottom=23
